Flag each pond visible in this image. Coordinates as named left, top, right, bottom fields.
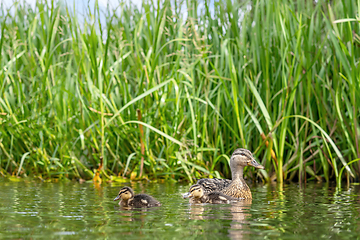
left=1, top=179, right=359, bottom=239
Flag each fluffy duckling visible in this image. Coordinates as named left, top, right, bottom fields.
left=184, top=184, right=234, bottom=204
left=114, top=186, right=161, bottom=208
left=195, top=148, right=264, bottom=199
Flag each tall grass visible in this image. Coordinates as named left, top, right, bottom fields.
left=0, top=0, right=359, bottom=186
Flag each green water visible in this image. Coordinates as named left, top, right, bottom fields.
left=0, top=179, right=359, bottom=239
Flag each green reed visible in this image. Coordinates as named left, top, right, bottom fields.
left=0, top=0, right=359, bottom=185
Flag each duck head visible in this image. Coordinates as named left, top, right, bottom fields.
left=114, top=186, right=134, bottom=201
left=230, top=148, right=264, bottom=179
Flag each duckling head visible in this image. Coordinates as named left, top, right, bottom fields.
left=230, top=148, right=264, bottom=179
left=183, top=184, right=204, bottom=199
left=187, top=184, right=204, bottom=199
left=114, top=186, right=134, bottom=201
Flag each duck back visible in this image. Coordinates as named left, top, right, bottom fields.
left=196, top=178, right=232, bottom=193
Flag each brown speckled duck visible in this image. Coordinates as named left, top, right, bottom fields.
left=114, top=186, right=161, bottom=208
left=184, top=184, right=235, bottom=204
left=194, top=148, right=264, bottom=199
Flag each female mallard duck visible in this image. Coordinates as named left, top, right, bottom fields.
left=190, top=148, right=264, bottom=199
left=184, top=184, right=235, bottom=204
left=113, top=186, right=161, bottom=208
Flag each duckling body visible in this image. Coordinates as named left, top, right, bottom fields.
left=184, top=184, right=235, bottom=204
left=206, top=191, right=235, bottom=204
left=114, top=186, right=161, bottom=208
left=195, top=148, right=264, bottom=199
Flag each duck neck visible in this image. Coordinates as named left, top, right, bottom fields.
left=231, top=166, right=244, bottom=180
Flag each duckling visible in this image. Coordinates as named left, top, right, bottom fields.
left=195, top=148, right=264, bottom=199
left=113, top=186, right=161, bottom=208
left=184, top=184, right=235, bottom=204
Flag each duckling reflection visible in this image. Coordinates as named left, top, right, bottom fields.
left=188, top=204, right=206, bottom=220
left=116, top=209, right=134, bottom=222
left=115, top=206, right=158, bottom=222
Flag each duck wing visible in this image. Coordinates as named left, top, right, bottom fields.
left=196, top=178, right=232, bottom=193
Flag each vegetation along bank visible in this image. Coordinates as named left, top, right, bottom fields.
left=0, top=0, right=359, bottom=186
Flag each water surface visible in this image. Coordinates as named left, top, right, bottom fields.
left=1, top=179, right=359, bottom=239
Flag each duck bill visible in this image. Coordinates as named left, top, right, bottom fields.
left=114, top=194, right=121, bottom=201
left=248, top=158, right=265, bottom=169
left=182, top=192, right=193, bottom=199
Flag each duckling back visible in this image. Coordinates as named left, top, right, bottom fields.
left=206, top=191, right=234, bottom=204
left=130, top=194, right=161, bottom=207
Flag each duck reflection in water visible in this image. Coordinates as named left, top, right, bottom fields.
left=228, top=199, right=252, bottom=240
left=187, top=199, right=251, bottom=219
left=186, top=200, right=253, bottom=240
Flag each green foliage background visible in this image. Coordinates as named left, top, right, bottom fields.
left=1, top=0, right=359, bottom=185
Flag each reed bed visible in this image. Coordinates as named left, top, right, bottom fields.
left=0, top=0, right=359, bottom=186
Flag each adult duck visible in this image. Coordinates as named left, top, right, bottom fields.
left=192, top=148, right=264, bottom=199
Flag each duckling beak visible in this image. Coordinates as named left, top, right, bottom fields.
left=114, top=194, right=121, bottom=201
left=248, top=157, right=265, bottom=169
left=182, top=192, right=192, bottom=199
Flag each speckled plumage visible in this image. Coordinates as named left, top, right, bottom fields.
left=196, top=178, right=232, bottom=193
left=114, top=186, right=161, bottom=208
left=221, top=178, right=252, bottom=199
left=195, top=148, right=264, bottom=200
